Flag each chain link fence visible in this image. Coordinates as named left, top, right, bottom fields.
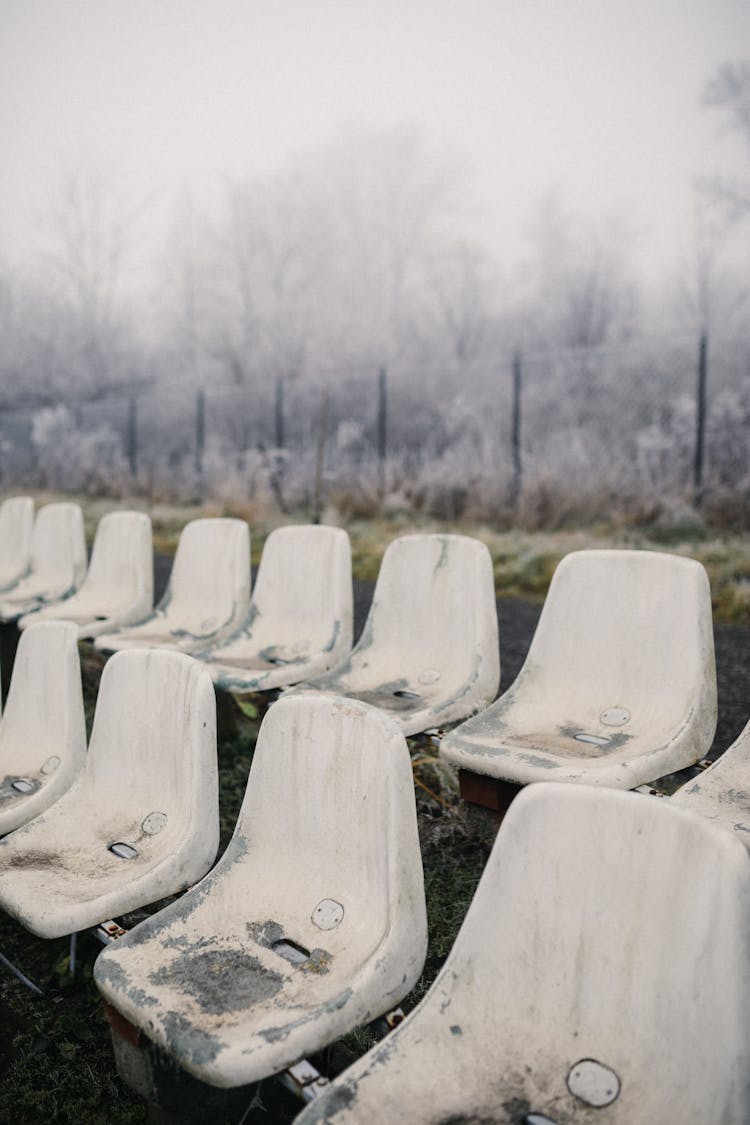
left=2, top=332, right=748, bottom=526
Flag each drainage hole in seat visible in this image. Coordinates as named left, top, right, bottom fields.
left=109, top=842, right=138, bottom=859
left=574, top=733, right=611, bottom=746
left=526, top=1116, right=560, bottom=1125
left=271, top=938, right=310, bottom=965
left=10, top=778, right=34, bottom=794
left=393, top=690, right=420, bottom=700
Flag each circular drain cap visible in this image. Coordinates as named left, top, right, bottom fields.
left=600, top=706, right=630, bottom=727
left=418, top=669, right=441, bottom=685
left=567, top=1058, right=620, bottom=1107
left=312, top=899, right=344, bottom=930
left=141, top=811, right=168, bottom=835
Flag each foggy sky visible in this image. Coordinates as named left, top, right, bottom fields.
left=1, top=0, right=749, bottom=290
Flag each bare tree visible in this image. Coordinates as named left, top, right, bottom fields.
left=38, top=166, right=148, bottom=399
left=520, top=192, right=639, bottom=351
left=680, top=197, right=749, bottom=334
left=157, top=189, right=218, bottom=384
left=294, top=124, right=471, bottom=366
left=676, top=61, right=750, bottom=336
left=46, top=168, right=128, bottom=319
left=208, top=174, right=316, bottom=386
left=419, top=240, right=497, bottom=362
left=702, top=60, right=750, bottom=218
left=202, top=125, right=478, bottom=381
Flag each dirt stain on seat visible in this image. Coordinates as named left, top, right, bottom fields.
left=149, top=948, right=284, bottom=1014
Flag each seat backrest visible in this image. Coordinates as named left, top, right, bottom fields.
left=0, top=649, right=218, bottom=937
left=81, top=651, right=217, bottom=842
left=304, top=783, right=750, bottom=1124
left=355, top=534, right=497, bottom=683
left=226, top=693, right=426, bottom=968
left=444, top=784, right=750, bottom=1120
left=81, top=510, right=153, bottom=608
left=673, top=718, right=750, bottom=820
left=29, top=502, right=87, bottom=586
left=158, top=518, right=250, bottom=634
left=244, top=525, right=352, bottom=652
left=514, top=549, right=715, bottom=726
left=0, top=496, right=34, bottom=581
left=0, top=621, right=86, bottom=821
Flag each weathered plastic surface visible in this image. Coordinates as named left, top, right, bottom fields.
left=292, top=534, right=499, bottom=736
left=94, top=518, right=249, bottom=653
left=0, top=650, right=218, bottom=939
left=17, top=511, right=153, bottom=639
left=298, top=783, right=750, bottom=1125
left=441, top=549, right=716, bottom=788
left=94, top=694, right=427, bottom=1088
left=0, top=496, right=34, bottom=592
left=673, top=718, right=750, bottom=842
left=0, top=622, right=86, bottom=836
left=198, top=525, right=353, bottom=693
left=0, top=502, right=87, bottom=622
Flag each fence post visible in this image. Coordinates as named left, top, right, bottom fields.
left=377, top=366, right=388, bottom=498
left=274, top=377, right=285, bottom=450
left=127, top=395, right=138, bottom=479
left=312, top=388, right=330, bottom=524
left=694, top=332, right=708, bottom=507
left=195, top=387, right=205, bottom=483
left=271, top=376, right=287, bottom=512
left=511, top=351, right=523, bottom=508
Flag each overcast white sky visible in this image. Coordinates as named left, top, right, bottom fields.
left=1, top=0, right=748, bottom=289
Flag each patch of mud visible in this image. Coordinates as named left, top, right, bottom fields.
left=158, top=1009, right=226, bottom=1067
left=94, top=956, right=158, bottom=1008
left=0, top=848, right=59, bottom=869
left=150, top=948, right=284, bottom=1014
left=301, top=948, right=332, bottom=974
left=439, top=1116, right=505, bottom=1125
left=297, top=1081, right=357, bottom=1121
left=246, top=919, right=285, bottom=947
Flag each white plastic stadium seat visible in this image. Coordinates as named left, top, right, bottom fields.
left=672, top=717, right=750, bottom=843
left=441, top=549, right=716, bottom=789
left=0, top=496, right=34, bottom=592
left=0, top=622, right=86, bottom=836
left=292, top=534, right=499, bottom=737
left=18, top=510, right=153, bottom=639
left=0, top=649, right=218, bottom=939
left=94, top=518, right=249, bottom=654
left=197, top=525, right=352, bottom=693
left=298, top=783, right=750, bottom=1125
left=0, top=502, right=87, bottom=622
left=94, top=694, right=427, bottom=1089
